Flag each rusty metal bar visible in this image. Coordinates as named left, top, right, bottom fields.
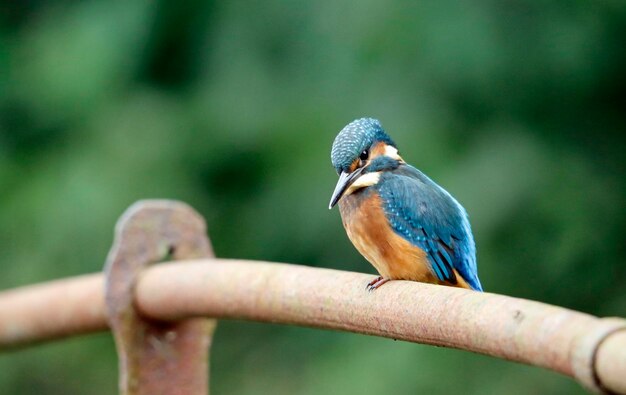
left=0, top=274, right=107, bottom=346
left=0, top=261, right=624, bottom=394
left=135, top=260, right=626, bottom=394
left=104, top=200, right=216, bottom=395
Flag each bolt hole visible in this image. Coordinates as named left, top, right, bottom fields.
left=161, top=245, right=176, bottom=262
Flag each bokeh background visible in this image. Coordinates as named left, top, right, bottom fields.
left=1, top=1, right=625, bottom=394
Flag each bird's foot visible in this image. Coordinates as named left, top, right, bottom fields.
left=366, top=276, right=389, bottom=292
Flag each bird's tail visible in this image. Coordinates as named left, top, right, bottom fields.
left=452, top=269, right=482, bottom=291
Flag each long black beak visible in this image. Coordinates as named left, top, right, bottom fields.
left=329, top=168, right=364, bottom=209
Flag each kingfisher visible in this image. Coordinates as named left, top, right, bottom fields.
left=329, top=118, right=482, bottom=291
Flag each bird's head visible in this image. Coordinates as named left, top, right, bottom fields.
left=329, top=118, right=403, bottom=209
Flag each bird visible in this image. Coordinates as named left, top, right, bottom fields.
left=329, top=118, right=482, bottom=291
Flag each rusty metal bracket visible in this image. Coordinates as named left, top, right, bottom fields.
left=104, top=200, right=216, bottom=395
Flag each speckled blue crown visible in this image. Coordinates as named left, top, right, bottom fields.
left=331, top=118, right=395, bottom=173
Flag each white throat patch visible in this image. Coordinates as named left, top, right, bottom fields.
left=346, top=172, right=381, bottom=195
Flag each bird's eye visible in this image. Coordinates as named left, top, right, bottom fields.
left=359, top=149, right=369, bottom=161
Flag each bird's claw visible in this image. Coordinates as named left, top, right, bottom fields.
left=366, top=276, right=382, bottom=290
left=366, top=276, right=389, bottom=292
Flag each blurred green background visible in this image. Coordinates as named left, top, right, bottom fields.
left=1, top=1, right=625, bottom=394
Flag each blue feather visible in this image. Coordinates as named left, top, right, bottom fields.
left=376, top=165, right=482, bottom=291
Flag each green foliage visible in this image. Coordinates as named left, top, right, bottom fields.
left=1, top=1, right=625, bottom=393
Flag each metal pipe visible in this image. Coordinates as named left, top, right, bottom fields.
left=0, top=259, right=625, bottom=394
left=0, top=274, right=107, bottom=347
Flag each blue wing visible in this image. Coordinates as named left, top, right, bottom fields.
left=376, top=165, right=482, bottom=291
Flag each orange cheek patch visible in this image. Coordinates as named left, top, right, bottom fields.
left=370, top=142, right=387, bottom=158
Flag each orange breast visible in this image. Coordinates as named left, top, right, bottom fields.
left=338, top=191, right=436, bottom=283
left=339, top=191, right=473, bottom=289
